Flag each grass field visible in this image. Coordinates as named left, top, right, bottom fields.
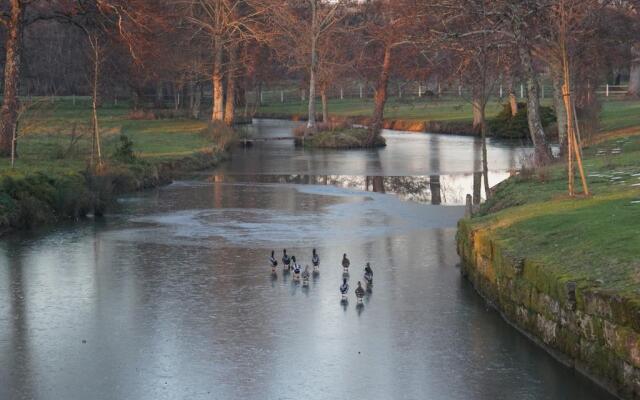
left=258, top=97, right=640, bottom=132
left=468, top=134, right=640, bottom=296
left=5, top=101, right=212, bottom=175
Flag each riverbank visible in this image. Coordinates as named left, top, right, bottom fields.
left=456, top=133, right=640, bottom=398
left=257, top=98, right=640, bottom=136
left=0, top=101, right=228, bottom=233
left=257, top=111, right=477, bottom=136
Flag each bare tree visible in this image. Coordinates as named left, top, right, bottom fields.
left=0, top=0, right=28, bottom=157
left=186, top=0, right=261, bottom=125
left=262, top=0, right=347, bottom=130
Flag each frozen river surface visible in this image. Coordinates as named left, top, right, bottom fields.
left=0, top=120, right=613, bottom=399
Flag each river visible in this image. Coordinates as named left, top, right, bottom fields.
left=0, top=120, right=614, bottom=400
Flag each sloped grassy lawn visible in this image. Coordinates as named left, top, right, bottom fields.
left=470, top=134, right=640, bottom=296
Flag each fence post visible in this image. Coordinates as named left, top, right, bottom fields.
left=606, top=84, right=609, bottom=97
left=281, top=90, right=284, bottom=103
left=520, top=84, right=524, bottom=99
left=359, top=84, right=363, bottom=99
left=418, top=84, right=422, bottom=97
left=340, top=87, right=344, bottom=100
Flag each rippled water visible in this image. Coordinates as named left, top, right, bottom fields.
left=0, top=120, right=613, bottom=400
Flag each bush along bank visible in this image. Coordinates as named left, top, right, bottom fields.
left=292, top=123, right=386, bottom=149
left=0, top=150, right=226, bottom=234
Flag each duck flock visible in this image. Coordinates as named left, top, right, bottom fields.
left=269, top=249, right=374, bottom=305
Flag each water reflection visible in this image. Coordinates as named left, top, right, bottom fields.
left=209, top=172, right=507, bottom=205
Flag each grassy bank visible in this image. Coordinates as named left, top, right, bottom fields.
left=258, top=98, right=640, bottom=135
left=0, top=101, right=228, bottom=232
left=457, top=132, right=640, bottom=397
left=467, top=132, right=640, bottom=311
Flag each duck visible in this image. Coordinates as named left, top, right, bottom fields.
left=302, top=265, right=310, bottom=286
left=340, top=278, right=349, bottom=300
left=312, top=248, right=320, bottom=272
left=364, top=262, right=373, bottom=287
left=269, top=250, right=278, bottom=273
left=355, top=281, right=365, bottom=304
left=282, top=249, right=291, bottom=270
left=342, top=253, right=350, bottom=273
left=292, top=256, right=301, bottom=281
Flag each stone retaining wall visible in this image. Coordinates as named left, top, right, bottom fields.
left=457, top=219, right=640, bottom=399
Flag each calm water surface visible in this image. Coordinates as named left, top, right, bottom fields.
left=0, top=120, right=614, bottom=399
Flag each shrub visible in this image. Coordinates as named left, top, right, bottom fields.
left=112, top=135, right=137, bottom=163
left=293, top=121, right=351, bottom=138
left=200, top=121, right=238, bottom=151
left=128, top=109, right=156, bottom=120
left=488, top=102, right=556, bottom=139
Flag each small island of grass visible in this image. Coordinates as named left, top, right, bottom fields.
left=293, top=123, right=386, bottom=149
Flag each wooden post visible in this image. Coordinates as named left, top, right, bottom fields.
left=560, top=0, right=589, bottom=197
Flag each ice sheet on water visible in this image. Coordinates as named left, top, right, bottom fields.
left=121, top=184, right=463, bottom=248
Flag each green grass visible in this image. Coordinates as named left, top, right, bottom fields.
left=259, top=97, right=640, bottom=133
left=599, top=100, right=640, bottom=131
left=468, top=134, right=640, bottom=296
left=4, top=101, right=212, bottom=175
left=258, top=97, right=506, bottom=122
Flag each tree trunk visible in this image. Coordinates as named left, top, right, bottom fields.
left=308, top=48, right=318, bottom=128
left=480, top=112, right=490, bottom=200
left=515, top=31, right=553, bottom=165
left=472, top=172, right=482, bottom=205
left=211, top=36, right=225, bottom=122
left=155, top=82, right=164, bottom=108
left=321, top=83, right=328, bottom=123
left=0, top=0, right=23, bottom=157
left=472, top=93, right=482, bottom=133
left=551, top=64, right=568, bottom=153
left=190, top=82, right=202, bottom=119
left=368, top=45, right=392, bottom=145
left=224, top=43, right=238, bottom=126
left=628, top=44, right=640, bottom=97
left=507, top=76, right=518, bottom=116
left=89, top=34, right=102, bottom=169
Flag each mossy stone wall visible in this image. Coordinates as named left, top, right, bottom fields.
left=457, top=219, right=640, bottom=399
